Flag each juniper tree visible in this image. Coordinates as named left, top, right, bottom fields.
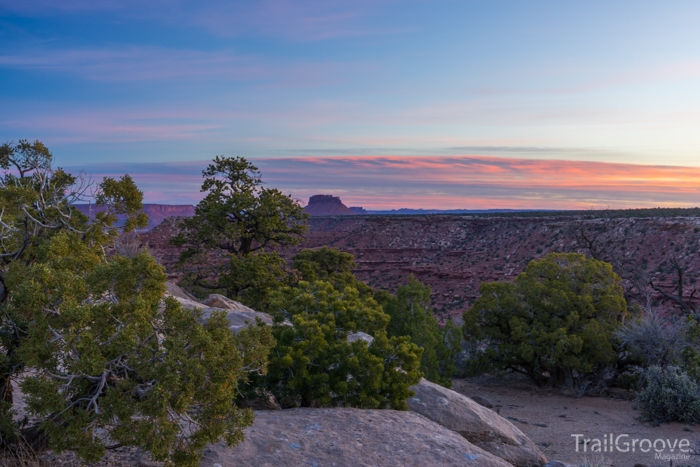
left=376, top=276, right=459, bottom=388
left=173, top=156, right=307, bottom=307
left=463, top=252, right=627, bottom=390
left=0, top=141, right=274, bottom=466
left=246, top=280, right=422, bottom=410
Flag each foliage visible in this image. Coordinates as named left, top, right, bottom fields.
left=208, top=251, right=291, bottom=311
left=173, top=155, right=307, bottom=259
left=463, top=252, right=627, bottom=389
left=173, top=156, right=307, bottom=305
left=246, top=280, right=422, bottom=410
left=292, top=247, right=373, bottom=296
left=636, top=366, right=700, bottom=425
left=0, top=141, right=275, bottom=466
left=616, top=313, right=689, bottom=369
left=375, top=276, right=458, bottom=388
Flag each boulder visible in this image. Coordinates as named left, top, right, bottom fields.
left=347, top=331, right=374, bottom=344
left=408, top=379, right=546, bottom=467
left=163, top=287, right=274, bottom=332
left=202, top=294, right=256, bottom=312
left=164, top=281, right=198, bottom=301
left=200, top=408, right=514, bottom=467
left=472, top=395, right=494, bottom=408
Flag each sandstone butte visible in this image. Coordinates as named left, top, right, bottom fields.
left=303, top=194, right=357, bottom=216
left=143, top=211, right=700, bottom=323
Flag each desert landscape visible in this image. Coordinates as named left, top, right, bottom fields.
left=134, top=202, right=700, bottom=467
left=3, top=3, right=700, bottom=467
left=144, top=197, right=700, bottom=322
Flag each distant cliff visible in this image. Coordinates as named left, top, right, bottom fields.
left=142, top=211, right=700, bottom=322
left=303, top=195, right=356, bottom=216
left=74, top=203, right=195, bottom=230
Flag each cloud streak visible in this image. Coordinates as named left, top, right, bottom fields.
left=68, top=155, right=700, bottom=209
left=0, top=46, right=350, bottom=84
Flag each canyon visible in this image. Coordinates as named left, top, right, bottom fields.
left=143, top=211, right=700, bottom=322
left=75, top=203, right=195, bottom=230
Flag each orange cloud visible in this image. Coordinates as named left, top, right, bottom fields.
left=255, top=155, right=700, bottom=209
left=71, top=155, right=700, bottom=209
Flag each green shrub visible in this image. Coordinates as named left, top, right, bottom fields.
left=616, top=313, right=688, bottom=369
left=463, top=252, right=627, bottom=390
left=0, top=140, right=275, bottom=466
left=246, top=280, right=422, bottom=410
left=376, top=276, right=459, bottom=388
left=636, top=366, right=700, bottom=424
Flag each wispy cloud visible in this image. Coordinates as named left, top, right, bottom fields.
left=0, top=46, right=350, bottom=84
left=68, top=155, right=700, bottom=209
left=0, top=0, right=398, bottom=42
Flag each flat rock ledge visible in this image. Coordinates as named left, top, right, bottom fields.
left=200, top=408, right=514, bottom=467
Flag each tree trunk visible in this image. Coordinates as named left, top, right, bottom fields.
left=0, top=375, right=12, bottom=405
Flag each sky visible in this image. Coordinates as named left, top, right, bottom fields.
left=2, top=1, right=700, bottom=209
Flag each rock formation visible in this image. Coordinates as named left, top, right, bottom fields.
left=303, top=195, right=356, bottom=216
left=349, top=206, right=368, bottom=214
left=164, top=282, right=274, bottom=332
left=144, top=213, right=700, bottom=322
left=201, top=408, right=514, bottom=467
left=408, top=378, right=547, bottom=467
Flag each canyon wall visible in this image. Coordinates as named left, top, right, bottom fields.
left=144, top=214, right=700, bottom=322
left=75, top=203, right=194, bottom=230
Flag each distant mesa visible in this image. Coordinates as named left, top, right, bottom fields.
left=304, top=195, right=357, bottom=216
left=349, top=206, right=368, bottom=214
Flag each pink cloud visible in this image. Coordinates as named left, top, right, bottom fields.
left=69, top=155, right=700, bottom=209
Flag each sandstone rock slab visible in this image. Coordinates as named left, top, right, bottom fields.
left=347, top=331, right=374, bottom=344
left=164, top=281, right=198, bottom=302
left=202, top=294, right=256, bottom=312
left=471, top=394, right=494, bottom=408
left=408, top=379, right=546, bottom=467
left=164, top=288, right=273, bottom=332
left=200, top=408, right=514, bottom=467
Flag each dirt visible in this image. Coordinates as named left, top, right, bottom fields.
left=452, top=374, right=699, bottom=467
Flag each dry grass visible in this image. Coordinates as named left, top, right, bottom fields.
left=0, top=445, right=45, bottom=467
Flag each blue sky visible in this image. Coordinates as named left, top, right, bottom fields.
left=2, top=1, right=700, bottom=208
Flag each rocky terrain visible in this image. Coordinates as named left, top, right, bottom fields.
left=30, top=284, right=549, bottom=467
left=144, top=213, right=700, bottom=322
left=303, top=194, right=357, bottom=216
left=18, top=274, right=695, bottom=467
left=75, top=203, right=195, bottom=230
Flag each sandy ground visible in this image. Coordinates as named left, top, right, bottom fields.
left=452, top=375, right=699, bottom=467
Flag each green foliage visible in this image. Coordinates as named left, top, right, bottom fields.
left=212, top=252, right=291, bottom=311
left=0, top=141, right=275, bottom=466
left=636, top=366, right=700, bottom=425
left=173, top=156, right=307, bottom=258
left=94, top=174, right=149, bottom=233
left=377, top=276, right=457, bottom=387
left=7, top=239, right=273, bottom=465
left=463, top=252, right=627, bottom=387
left=292, top=247, right=374, bottom=296
left=0, top=140, right=146, bottom=266
left=247, top=280, right=422, bottom=410
left=173, top=156, right=307, bottom=307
